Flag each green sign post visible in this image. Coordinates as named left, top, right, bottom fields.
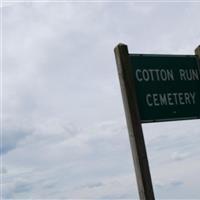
left=114, top=44, right=200, bottom=200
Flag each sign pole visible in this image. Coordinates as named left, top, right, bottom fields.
left=114, top=44, right=155, bottom=200
left=195, top=45, right=200, bottom=64
left=195, top=45, right=200, bottom=57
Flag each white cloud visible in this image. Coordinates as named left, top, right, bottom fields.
left=2, top=2, right=200, bottom=199
left=3, top=120, right=137, bottom=198
left=171, top=151, right=190, bottom=161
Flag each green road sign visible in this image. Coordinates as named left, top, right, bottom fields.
left=129, top=54, right=200, bottom=123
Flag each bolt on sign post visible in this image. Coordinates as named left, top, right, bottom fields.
left=114, top=44, right=200, bottom=200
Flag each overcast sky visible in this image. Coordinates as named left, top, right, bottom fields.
left=1, top=1, right=200, bottom=199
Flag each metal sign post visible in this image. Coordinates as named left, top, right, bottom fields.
left=114, top=43, right=200, bottom=200
left=114, top=44, right=155, bottom=200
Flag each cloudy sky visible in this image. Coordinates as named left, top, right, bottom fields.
left=1, top=1, right=200, bottom=199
